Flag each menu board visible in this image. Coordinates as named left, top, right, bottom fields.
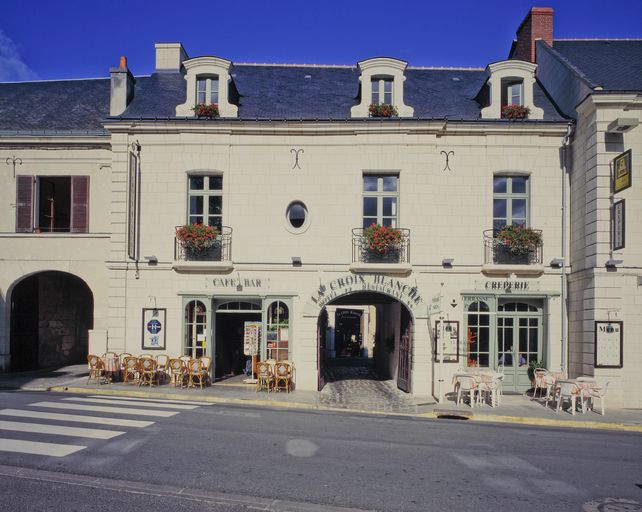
left=434, top=320, right=459, bottom=363
left=594, top=321, right=623, bottom=368
left=243, top=322, right=261, bottom=356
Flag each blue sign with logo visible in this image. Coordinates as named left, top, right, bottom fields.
left=147, top=319, right=162, bottom=334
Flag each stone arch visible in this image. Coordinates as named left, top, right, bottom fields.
left=9, top=271, right=94, bottom=371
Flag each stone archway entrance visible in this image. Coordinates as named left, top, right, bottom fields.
left=317, top=291, right=414, bottom=396
left=9, top=271, right=93, bottom=371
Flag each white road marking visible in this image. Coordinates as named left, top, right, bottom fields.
left=0, top=409, right=154, bottom=428
left=28, top=402, right=178, bottom=418
left=0, top=438, right=85, bottom=457
left=88, top=395, right=212, bottom=406
left=63, top=397, right=198, bottom=410
left=0, top=420, right=124, bottom=440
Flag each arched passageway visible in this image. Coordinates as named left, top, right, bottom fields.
left=317, top=291, right=414, bottom=394
left=10, top=271, right=93, bottom=371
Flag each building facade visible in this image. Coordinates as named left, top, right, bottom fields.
left=1, top=8, right=640, bottom=405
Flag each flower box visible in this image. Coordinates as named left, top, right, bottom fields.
left=494, top=225, right=542, bottom=257
left=501, top=104, right=530, bottom=119
left=193, top=103, right=220, bottom=118
left=368, top=103, right=398, bottom=118
left=176, top=223, right=219, bottom=257
left=363, top=224, right=404, bottom=256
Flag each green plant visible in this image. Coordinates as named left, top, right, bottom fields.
left=528, top=359, right=545, bottom=371
left=193, top=103, right=220, bottom=118
left=495, top=225, right=542, bottom=255
left=176, top=223, right=218, bottom=252
left=363, top=224, right=404, bottom=254
left=368, top=103, right=398, bottom=118
left=501, top=104, right=530, bottom=119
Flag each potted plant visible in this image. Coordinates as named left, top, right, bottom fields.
left=494, top=224, right=542, bottom=263
left=368, top=103, right=398, bottom=118
left=362, top=224, right=404, bottom=258
left=193, top=103, right=220, bottom=118
left=176, top=223, right=219, bottom=259
left=501, top=104, right=530, bottom=119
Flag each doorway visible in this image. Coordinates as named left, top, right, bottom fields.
left=214, top=301, right=261, bottom=380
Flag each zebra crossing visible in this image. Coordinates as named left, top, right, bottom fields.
left=0, top=394, right=211, bottom=458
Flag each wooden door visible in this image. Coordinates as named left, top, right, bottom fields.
left=397, top=313, right=413, bottom=393
left=317, top=309, right=327, bottom=391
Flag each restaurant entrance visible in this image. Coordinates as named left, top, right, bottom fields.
left=214, top=301, right=261, bottom=380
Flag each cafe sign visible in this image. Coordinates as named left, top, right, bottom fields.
left=594, top=320, right=623, bottom=368
left=613, top=149, right=632, bottom=194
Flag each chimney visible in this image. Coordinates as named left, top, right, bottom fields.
left=110, top=55, right=135, bottom=116
left=512, top=7, right=553, bottom=62
left=154, top=42, right=188, bottom=72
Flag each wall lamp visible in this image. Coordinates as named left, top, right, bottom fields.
left=550, top=258, right=564, bottom=269
left=607, top=118, right=639, bottom=134
left=442, top=258, right=454, bottom=268
left=291, top=256, right=302, bottom=267
left=605, top=259, right=623, bottom=269
left=144, top=255, right=158, bottom=265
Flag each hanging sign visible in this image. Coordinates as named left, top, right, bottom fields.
left=612, top=199, right=625, bottom=250
left=434, top=320, right=459, bottom=363
left=142, top=308, right=166, bottom=350
left=613, top=150, right=632, bottom=193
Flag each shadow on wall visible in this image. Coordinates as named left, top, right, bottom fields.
left=10, top=271, right=94, bottom=372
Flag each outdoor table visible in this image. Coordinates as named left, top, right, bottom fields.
left=101, top=355, right=120, bottom=382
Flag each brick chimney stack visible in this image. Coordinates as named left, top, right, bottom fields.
left=513, top=7, right=554, bottom=63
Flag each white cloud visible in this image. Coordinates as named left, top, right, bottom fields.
left=0, top=30, right=38, bottom=81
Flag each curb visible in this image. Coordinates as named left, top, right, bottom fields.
left=46, top=385, right=642, bottom=433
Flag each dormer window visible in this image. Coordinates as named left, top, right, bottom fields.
left=371, top=77, right=393, bottom=105
left=197, top=76, right=218, bottom=105
left=176, top=56, right=238, bottom=118
left=351, top=57, right=413, bottom=118
left=503, top=79, right=523, bottom=106
left=479, top=60, right=543, bottom=120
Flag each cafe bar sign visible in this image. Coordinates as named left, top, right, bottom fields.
left=613, top=149, right=632, bottom=194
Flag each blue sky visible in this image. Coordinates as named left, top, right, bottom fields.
left=1, top=0, right=641, bottom=81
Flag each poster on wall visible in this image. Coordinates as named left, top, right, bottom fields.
left=613, top=149, right=632, bottom=194
left=243, top=322, right=261, bottom=356
left=612, top=199, right=625, bottom=250
left=594, top=320, right=623, bottom=368
left=142, top=308, right=166, bottom=350
left=434, top=320, right=459, bottom=363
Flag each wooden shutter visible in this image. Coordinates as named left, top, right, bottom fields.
left=15, top=175, right=34, bottom=233
left=70, top=176, right=89, bottom=233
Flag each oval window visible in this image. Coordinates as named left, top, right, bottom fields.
left=287, top=202, right=307, bottom=229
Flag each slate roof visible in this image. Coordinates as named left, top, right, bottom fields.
left=0, top=63, right=568, bottom=133
left=551, top=40, right=642, bottom=91
left=0, top=78, right=114, bottom=133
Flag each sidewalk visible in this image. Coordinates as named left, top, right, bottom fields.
left=1, top=365, right=641, bottom=433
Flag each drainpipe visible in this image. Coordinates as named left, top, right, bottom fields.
left=560, top=122, right=573, bottom=374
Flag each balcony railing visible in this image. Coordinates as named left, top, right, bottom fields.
left=174, top=226, right=233, bottom=262
left=483, top=229, right=543, bottom=265
left=352, top=227, right=410, bottom=264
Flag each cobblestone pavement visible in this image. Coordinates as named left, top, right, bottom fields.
left=317, top=365, right=418, bottom=413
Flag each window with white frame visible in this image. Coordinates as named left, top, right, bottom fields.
left=188, top=175, right=222, bottom=229
left=501, top=78, right=523, bottom=106
left=196, top=76, right=219, bottom=105
left=363, top=174, right=399, bottom=228
left=493, top=175, right=529, bottom=231
left=184, top=300, right=207, bottom=358
left=371, top=77, right=393, bottom=105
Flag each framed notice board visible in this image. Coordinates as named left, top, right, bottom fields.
left=434, top=320, right=459, bottom=363
left=613, top=149, right=632, bottom=194
left=594, top=320, right=623, bottom=368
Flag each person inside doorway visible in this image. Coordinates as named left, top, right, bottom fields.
left=498, top=346, right=513, bottom=365
left=518, top=353, right=527, bottom=366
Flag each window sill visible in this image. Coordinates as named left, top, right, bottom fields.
left=481, top=263, right=544, bottom=277
left=349, top=262, right=412, bottom=276
left=0, top=232, right=109, bottom=238
left=172, top=260, right=234, bottom=274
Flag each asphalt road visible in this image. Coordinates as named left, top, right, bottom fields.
left=0, top=390, right=641, bottom=512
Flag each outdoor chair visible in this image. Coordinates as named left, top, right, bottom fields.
left=555, top=380, right=581, bottom=415
left=123, top=356, right=140, bottom=384
left=200, top=356, right=212, bottom=386
left=155, top=354, right=170, bottom=383
left=477, top=374, right=502, bottom=407
left=256, top=361, right=274, bottom=392
left=87, top=354, right=106, bottom=385
left=273, top=361, right=293, bottom=393
left=168, top=358, right=186, bottom=388
left=139, top=357, right=160, bottom=387
left=584, top=381, right=610, bottom=415
left=119, top=352, right=132, bottom=369
left=533, top=368, right=550, bottom=398
left=456, top=375, right=479, bottom=408
left=187, top=358, right=206, bottom=389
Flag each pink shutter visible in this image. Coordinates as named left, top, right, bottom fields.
left=15, top=175, right=34, bottom=233
left=71, top=176, right=89, bottom=233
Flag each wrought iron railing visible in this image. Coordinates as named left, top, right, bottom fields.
left=483, top=229, right=543, bottom=265
left=174, top=226, right=233, bottom=262
left=352, top=227, right=410, bottom=264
